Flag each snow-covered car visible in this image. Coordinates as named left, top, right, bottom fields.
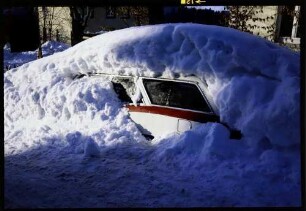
left=76, top=73, right=242, bottom=140
left=4, top=23, right=300, bottom=208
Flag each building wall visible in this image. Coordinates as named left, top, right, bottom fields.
left=38, top=7, right=72, bottom=45
left=229, top=6, right=300, bottom=51
left=85, top=7, right=148, bottom=34
left=245, top=6, right=278, bottom=41
left=85, top=7, right=133, bottom=33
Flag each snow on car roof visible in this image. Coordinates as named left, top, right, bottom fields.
left=60, top=23, right=298, bottom=79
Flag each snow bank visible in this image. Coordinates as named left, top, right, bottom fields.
left=4, top=23, right=301, bottom=207
left=4, top=75, right=146, bottom=155
left=3, top=40, right=70, bottom=69
left=41, top=40, right=70, bottom=56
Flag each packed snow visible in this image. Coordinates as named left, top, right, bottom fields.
left=4, top=23, right=301, bottom=208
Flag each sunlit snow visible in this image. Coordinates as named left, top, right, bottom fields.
left=4, top=23, right=301, bottom=208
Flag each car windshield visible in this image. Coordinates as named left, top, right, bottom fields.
left=143, top=79, right=211, bottom=112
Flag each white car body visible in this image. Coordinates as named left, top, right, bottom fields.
left=127, top=76, right=218, bottom=139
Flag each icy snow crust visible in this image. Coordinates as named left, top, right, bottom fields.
left=4, top=24, right=301, bottom=207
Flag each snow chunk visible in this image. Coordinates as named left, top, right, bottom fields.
left=154, top=123, right=244, bottom=169
left=84, top=137, right=100, bottom=158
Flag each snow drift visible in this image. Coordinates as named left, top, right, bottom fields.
left=4, top=23, right=301, bottom=207
left=4, top=40, right=70, bottom=69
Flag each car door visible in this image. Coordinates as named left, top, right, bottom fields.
left=125, top=77, right=219, bottom=139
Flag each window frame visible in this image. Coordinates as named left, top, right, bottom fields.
left=277, top=5, right=300, bottom=44
left=106, top=6, right=116, bottom=19
left=119, top=7, right=130, bottom=19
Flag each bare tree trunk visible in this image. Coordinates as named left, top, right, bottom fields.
left=42, top=7, right=47, bottom=42
left=37, top=43, right=43, bottom=58
left=70, top=7, right=93, bottom=45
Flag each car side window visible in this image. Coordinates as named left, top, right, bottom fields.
left=112, top=77, right=140, bottom=104
left=112, top=82, right=132, bottom=103
left=143, top=79, right=211, bottom=112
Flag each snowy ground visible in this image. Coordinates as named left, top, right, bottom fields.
left=3, top=40, right=69, bottom=70
left=4, top=23, right=301, bottom=208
